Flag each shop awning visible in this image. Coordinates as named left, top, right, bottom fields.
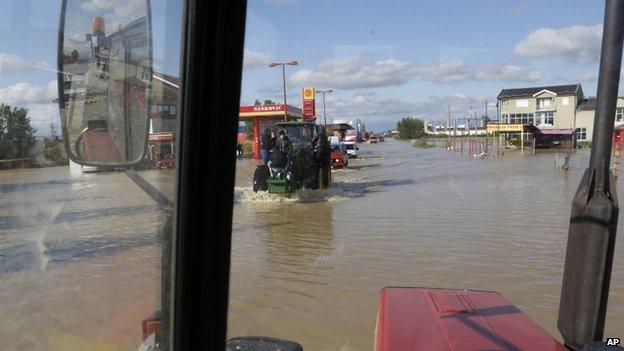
left=486, top=123, right=540, bottom=133
left=238, top=104, right=302, bottom=120
left=149, top=133, right=174, bottom=142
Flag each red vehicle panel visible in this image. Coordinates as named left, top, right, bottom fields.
left=156, top=153, right=175, bottom=169
left=375, top=288, right=567, bottom=351
left=331, top=150, right=346, bottom=168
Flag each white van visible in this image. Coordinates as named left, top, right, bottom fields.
left=343, top=141, right=358, bottom=158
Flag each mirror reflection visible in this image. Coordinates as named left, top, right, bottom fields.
left=59, top=0, right=152, bottom=165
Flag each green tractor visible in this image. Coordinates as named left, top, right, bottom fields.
left=263, top=121, right=330, bottom=194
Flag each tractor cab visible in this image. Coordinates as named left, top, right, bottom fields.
left=263, top=121, right=326, bottom=194
left=275, top=121, right=317, bottom=151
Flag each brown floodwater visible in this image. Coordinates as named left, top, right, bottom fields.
left=0, top=165, right=171, bottom=350
left=228, top=139, right=623, bottom=350
left=0, top=139, right=622, bottom=350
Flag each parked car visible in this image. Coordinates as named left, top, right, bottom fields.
left=343, top=141, right=358, bottom=158
left=330, top=143, right=348, bottom=168
left=156, top=153, right=175, bottom=169
left=369, top=135, right=379, bottom=144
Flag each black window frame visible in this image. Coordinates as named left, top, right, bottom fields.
left=171, top=0, right=247, bottom=350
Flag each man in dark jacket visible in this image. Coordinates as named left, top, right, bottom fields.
left=278, top=130, right=292, bottom=155
left=314, top=125, right=330, bottom=188
left=260, top=128, right=272, bottom=165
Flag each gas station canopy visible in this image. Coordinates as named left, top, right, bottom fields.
left=239, top=104, right=302, bottom=121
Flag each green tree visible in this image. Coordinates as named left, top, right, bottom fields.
left=263, top=99, right=275, bottom=105
left=254, top=99, right=261, bottom=105
left=396, top=117, right=425, bottom=140
left=0, top=104, right=37, bottom=159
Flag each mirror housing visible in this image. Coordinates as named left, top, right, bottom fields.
left=57, top=0, right=153, bottom=167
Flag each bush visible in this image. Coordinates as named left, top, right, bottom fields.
left=411, top=138, right=434, bottom=148
left=578, top=141, right=592, bottom=148
left=396, top=117, right=425, bottom=140
left=42, top=138, right=69, bottom=165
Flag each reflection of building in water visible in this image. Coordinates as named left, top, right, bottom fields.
left=148, top=73, right=180, bottom=163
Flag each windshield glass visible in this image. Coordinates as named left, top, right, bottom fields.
left=230, top=1, right=623, bottom=350
left=0, top=1, right=181, bottom=349
left=282, top=124, right=314, bottom=148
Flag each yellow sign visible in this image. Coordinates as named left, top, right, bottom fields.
left=486, top=124, right=525, bottom=132
left=302, top=87, right=315, bottom=100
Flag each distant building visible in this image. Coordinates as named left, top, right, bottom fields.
left=498, top=84, right=582, bottom=130
left=150, top=73, right=180, bottom=135
left=577, top=96, right=624, bottom=142
left=497, top=83, right=624, bottom=143
left=148, top=73, right=180, bottom=163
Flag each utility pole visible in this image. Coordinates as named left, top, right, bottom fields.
left=316, top=89, right=333, bottom=126
left=268, top=60, right=299, bottom=121
left=448, top=105, right=451, bottom=143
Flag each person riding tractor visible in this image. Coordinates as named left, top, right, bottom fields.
left=252, top=122, right=330, bottom=194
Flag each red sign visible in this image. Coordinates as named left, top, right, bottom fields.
left=301, top=87, right=316, bottom=121
left=239, top=104, right=285, bottom=113
left=302, top=99, right=315, bottom=121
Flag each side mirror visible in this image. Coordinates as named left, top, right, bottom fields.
left=58, top=0, right=152, bottom=166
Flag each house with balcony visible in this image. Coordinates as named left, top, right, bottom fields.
left=497, top=84, right=583, bottom=148
left=498, top=84, right=583, bottom=129
left=497, top=83, right=624, bottom=145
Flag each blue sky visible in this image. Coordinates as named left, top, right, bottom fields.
left=0, top=0, right=610, bottom=133
left=242, top=0, right=606, bottom=130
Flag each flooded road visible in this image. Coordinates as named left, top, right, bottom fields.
left=0, top=139, right=622, bottom=350
left=228, top=139, right=624, bottom=350
left=0, top=165, right=171, bottom=350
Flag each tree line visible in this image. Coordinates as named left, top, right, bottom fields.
left=0, top=103, right=67, bottom=166
left=0, top=104, right=36, bottom=160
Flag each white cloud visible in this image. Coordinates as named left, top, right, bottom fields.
left=0, top=53, right=50, bottom=75
left=290, top=57, right=415, bottom=89
left=514, top=24, right=602, bottom=63
left=81, top=0, right=116, bottom=11
left=0, top=81, right=60, bottom=135
left=0, top=81, right=58, bottom=105
left=474, top=64, right=542, bottom=82
left=81, top=0, right=146, bottom=31
left=413, top=61, right=471, bottom=83
left=328, top=93, right=493, bottom=129
left=81, top=0, right=143, bottom=14
left=112, top=0, right=146, bottom=18
left=243, top=49, right=271, bottom=70
left=290, top=56, right=543, bottom=89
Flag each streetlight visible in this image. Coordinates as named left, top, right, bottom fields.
left=315, top=89, right=333, bottom=126
left=268, top=60, right=298, bottom=121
